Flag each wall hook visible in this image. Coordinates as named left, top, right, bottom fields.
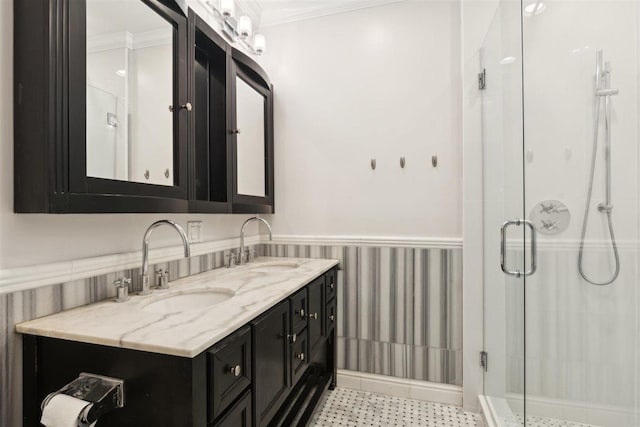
left=432, top=155, right=438, bottom=167
left=370, top=158, right=376, bottom=170
left=400, top=156, right=406, bottom=168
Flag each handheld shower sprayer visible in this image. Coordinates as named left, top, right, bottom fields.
left=577, top=49, right=620, bottom=286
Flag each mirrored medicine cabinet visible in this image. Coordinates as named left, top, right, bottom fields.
left=14, top=0, right=274, bottom=214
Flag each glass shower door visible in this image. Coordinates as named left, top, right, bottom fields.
left=481, top=1, right=640, bottom=426
left=481, top=0, right=529, bottom=425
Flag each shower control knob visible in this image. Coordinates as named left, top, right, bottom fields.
left=530, top=200, right=570, bottom=235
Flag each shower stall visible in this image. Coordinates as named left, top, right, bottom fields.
left=478, top=0, right=640, bottom=425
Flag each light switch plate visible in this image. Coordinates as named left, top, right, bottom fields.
left=187, top=221, right=203, bottom=243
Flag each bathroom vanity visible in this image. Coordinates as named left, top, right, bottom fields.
left=18, top=258, right=338, bottom=426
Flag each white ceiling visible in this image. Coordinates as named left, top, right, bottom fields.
left=251, top=0, right=407, bottom=27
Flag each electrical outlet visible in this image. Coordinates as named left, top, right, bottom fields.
left=187, top=221, right=203, bottom=243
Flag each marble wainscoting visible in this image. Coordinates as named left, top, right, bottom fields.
left=259, top=242, right=463, bottom=387
left=0, top=247, right=246, bottom=427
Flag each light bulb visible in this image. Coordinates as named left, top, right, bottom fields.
left=253, top=34, right=266, bottom=55
left=220, top=0, right=234, bottom=17
left=237, top=16, right=252, bottom=39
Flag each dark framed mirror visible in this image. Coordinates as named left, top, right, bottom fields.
left=15, top=0, right=190, bottom=213
left=229, top=49, right=274, bottom=213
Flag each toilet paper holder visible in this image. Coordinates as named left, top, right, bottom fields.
left=41, top=372, right=125, bottom=424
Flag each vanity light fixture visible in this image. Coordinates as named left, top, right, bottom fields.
left=204, top=0, right=266, bottom=55
left=253, top=34, right=266, bottom=54
left=220, top=0, right=235, bottom=17
left=237, top=16, right=252, bottom=39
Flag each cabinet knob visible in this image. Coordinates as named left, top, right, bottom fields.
left=295, top=308, right=305, bottom=318
left=295, top=352, right=305, bottom=361
left=168, top=103, right=192, bottom=112
left=287, top=333, right=297, bottom=344
left=328, top=314, right=335, bottom=322
left=330, top=282, right=335, bottom=290
left=228, top=365, right=241, bottom=377
left=230, top=129, right=241, bottom=134
left=308, top=313, right=318, bottom=320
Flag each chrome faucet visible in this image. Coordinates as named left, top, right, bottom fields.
left=239, top=217, right=272, bottom=264
left=140, top=220, right=191, bottom=295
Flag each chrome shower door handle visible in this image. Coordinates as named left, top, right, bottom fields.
left=500, top=219, right=537, bottom=278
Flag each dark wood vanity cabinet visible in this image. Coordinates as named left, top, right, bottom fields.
left=14, top=2, right=274, bottom=214
left=23, top=267, right=338, bottom=427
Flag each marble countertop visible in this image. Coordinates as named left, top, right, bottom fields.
left=16, top=257, right=338, bottom=358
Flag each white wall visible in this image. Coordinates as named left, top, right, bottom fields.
left=0, top=1, right=267, bottom=270
left=259, top=0, right=462, bottom=239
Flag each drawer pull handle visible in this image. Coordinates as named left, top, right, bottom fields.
left=328, top=314, right=335, bottom=321
left=295, top=352, right=305, bottom=361
left=287, top=333, right=297, bottom=344
left=228, top=365, right=241, bottom=377
left=295, top=308, right=305, bottom=318
left=308, top=313, right=318, bottom=320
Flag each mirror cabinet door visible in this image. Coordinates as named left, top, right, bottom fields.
left=69, top=0, right=188, bottom=199
left=231, top=54, right=274, bottom=212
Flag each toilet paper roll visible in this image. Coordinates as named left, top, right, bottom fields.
left=41, top=394, right=95, bottom=427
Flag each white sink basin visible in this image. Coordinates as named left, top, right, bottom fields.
left=141, top=289, right=235, bottom=314
left=249, top=262, right=301, bottom=273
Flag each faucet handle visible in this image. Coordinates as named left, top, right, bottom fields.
left=155, top=269, right=169, bottom=290
left=113, top=277, right=131, bottom=303
left=249, top=248, right=256, bottom=263
left=225, top=253, right=237, bottom=268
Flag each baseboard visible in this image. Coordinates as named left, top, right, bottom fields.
left=336, top=369, right=463, bottom=406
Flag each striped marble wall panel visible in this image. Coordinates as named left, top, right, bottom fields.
left=259, top=243, right=463, bottom=386
left=0, top=247, right=247, bottom=427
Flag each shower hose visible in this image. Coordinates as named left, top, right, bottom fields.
left=577, top=92, right=620, bottom=286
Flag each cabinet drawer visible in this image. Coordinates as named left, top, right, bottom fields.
left=308, top=275, right=325, bottom=356
left=211, top=390, right=252, bottom=427
left=324, top=268, right=337, bottom=303
left=326, top=300, right=337, bottom=335
left=208, top=326, right=252, bottom=423
left=289, top=287, right=308, bottom=334
left=291, top=328, right=309, bottom=385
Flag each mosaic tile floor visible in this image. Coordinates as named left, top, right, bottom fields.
left=310, top=387, right=483, bottom=426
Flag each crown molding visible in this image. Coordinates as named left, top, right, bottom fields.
left=259, top=0, right=407, bottom=28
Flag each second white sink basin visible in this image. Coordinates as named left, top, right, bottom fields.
left=250, top=261, right=301, bottom=273
left=141, top=289, right=235, bottom=314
